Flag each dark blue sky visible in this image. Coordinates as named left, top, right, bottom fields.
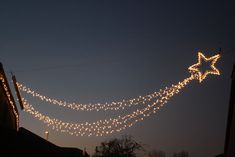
left=1, top=1, right=235, bottom=156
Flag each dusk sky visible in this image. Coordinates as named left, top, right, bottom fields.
left=1, top=1, right=235, bottom=157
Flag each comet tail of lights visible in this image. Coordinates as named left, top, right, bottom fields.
left=18, top=52, right=221, bottom=136
left=0, top=75, right=19, bottom=130
left=22, top=75, right=194, bottom=136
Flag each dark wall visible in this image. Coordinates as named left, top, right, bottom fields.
left=225, top=64, right=235, bottom=157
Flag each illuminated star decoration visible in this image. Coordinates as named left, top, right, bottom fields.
left=188, top=52, right=221, bottom=82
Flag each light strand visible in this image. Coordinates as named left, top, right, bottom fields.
left=22, top=75, right=194, bottom=136
left=17, top=82, right=160, bottom=111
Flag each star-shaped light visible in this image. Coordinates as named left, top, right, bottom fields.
left=188, top=52, right=221, bottom=82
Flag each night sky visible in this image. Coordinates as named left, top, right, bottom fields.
left=1, top=1, right=235, bottom=157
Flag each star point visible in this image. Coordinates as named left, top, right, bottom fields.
left=188, top=52, right=221, bottom=82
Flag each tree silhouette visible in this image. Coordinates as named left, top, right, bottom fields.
left=148, top=150, right=166, bottom=157
left=93, top=135, right=144, bottom=157
left=173, top=150, right=189, bottom=157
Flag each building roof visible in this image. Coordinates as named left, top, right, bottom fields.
left=0, top=126, right=88, bottom=157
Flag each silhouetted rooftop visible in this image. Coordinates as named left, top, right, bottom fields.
left=0, top=126, right=87, bottom=157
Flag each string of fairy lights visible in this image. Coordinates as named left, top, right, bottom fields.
left=16, top=52, right=221, bottom=136
left=22, top=75, right=194, bottom=136
left=17, top=82, right=160, bottom=111
left=0, top=75, right=19, bottom=129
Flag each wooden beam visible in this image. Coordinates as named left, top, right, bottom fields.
left=12, top=75, right=24, bottom=110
